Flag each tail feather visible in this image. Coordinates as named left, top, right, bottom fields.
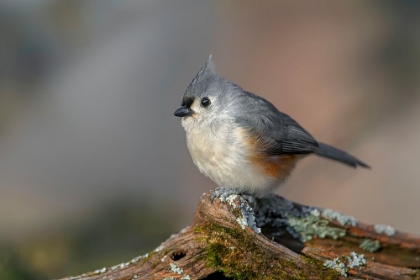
left=313, top=142, right=370, bottom=168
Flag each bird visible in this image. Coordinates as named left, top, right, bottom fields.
left=174, top=55, right=369, bottom=198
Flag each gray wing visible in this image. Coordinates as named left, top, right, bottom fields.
left=234, top=92, right=319, bottom=156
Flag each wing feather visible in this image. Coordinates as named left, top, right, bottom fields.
left=234, top=92, right=318, bottom=156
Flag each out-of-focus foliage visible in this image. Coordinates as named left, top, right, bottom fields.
left=4, top=195, right=179, bottom=278
left=0, top=247, right=45, bottom=280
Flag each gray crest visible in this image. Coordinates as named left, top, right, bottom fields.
left=185, top=55, right=220, bottom=98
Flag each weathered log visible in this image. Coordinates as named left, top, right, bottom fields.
left=59, top=191, right=420, bottom=279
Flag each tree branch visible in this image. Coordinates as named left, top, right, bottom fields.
left=59, top=191, right=420, bottom=279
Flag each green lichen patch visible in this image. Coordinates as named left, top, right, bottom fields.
left=253, top=197, right=348, bottom=244
left=287, top=213, right=346, bottom=242
left=321, top=209, right=358, bottom=227
left=200, top=223, right=303, bottom=279
left=323, top=257, right=347, bottom=276
left=346, top=252, right=366, bottom=269
left=170, top=262, right=183, bottom=274
left=225, top=194, right=261, bottom=233
left=196, top=223, right=339, bottom=280
left=373, top=224, right=395, bottom=236
left=360, top=239, right=381, bottom=253
left=323, top=252, right=366, bottom=277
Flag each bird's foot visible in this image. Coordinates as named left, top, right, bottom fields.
left=210, top=187, right=254, bottom=203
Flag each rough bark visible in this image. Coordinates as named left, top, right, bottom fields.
left=59, top=191, right=420, bottom=280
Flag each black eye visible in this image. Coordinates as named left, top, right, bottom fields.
left=201, top=97, right=211, bottom=107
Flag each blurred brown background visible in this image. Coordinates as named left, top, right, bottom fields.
left=1, top=1, right=419, bottom=279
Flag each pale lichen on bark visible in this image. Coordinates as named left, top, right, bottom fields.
left=59, top=190, right=420, bottom=280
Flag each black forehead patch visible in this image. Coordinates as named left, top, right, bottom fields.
left=181, top=96, right=195, bottom=108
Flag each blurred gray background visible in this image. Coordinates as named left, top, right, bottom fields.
left=1, top=1, right=420, bottom=279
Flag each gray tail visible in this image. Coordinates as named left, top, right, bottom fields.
left=314, top=142, right=370, bottom=168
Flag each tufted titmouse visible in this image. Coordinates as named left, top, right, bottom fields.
left=174, top=56, right=369, bottom=197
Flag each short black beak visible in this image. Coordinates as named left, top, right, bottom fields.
left=174, top=106, right=193, bottom=117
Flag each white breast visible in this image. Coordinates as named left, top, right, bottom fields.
left=181, top=116, right=278, bottom=196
